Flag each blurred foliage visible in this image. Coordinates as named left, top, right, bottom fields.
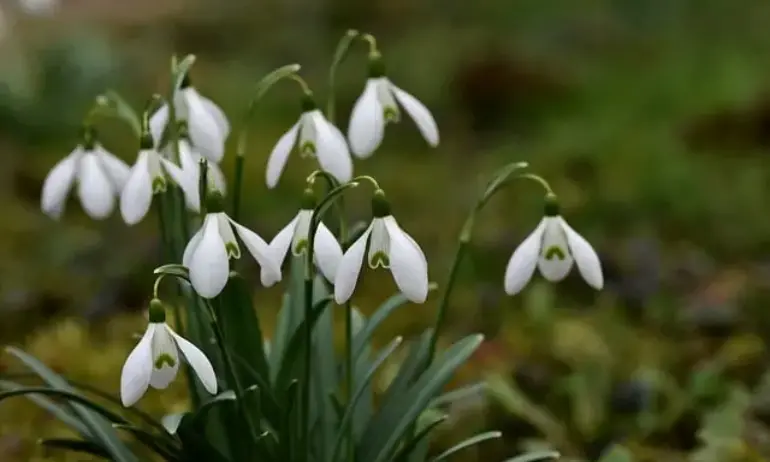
left=4, top=0, right=770, bottom=460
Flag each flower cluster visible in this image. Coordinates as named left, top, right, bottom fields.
left=40, top=41, right=602, bottom=410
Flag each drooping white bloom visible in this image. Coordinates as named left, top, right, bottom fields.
left=41, top=138, right=130, bottom=220
left=120, top=301, right=217, bottom=407
left=150, top=81, right=229, bottom=164
left=183, top=208, right=280, bottom=298
left=120, top=141, right=167, bottom=225
left=266, top=98, right=352, bottom=188
left=263, top=198, right=343, bottom=287
left=18, top=0, right=58, bottom=15
left=334, top=191, right=428, bottom=304
left=160, top=139, right=226, bottom=213
left=348, top=62, right=439, bottom=158
left=504, top=203, right=603, bottom=295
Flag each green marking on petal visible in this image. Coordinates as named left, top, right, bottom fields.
left=384, top=106, right=400, bottom=123
left=292, top=239, right=309, bottom=256
left=300, top=141, right=316, bottom=158
left=543, top=245, right=567, bottom=261
left=370, top=251, right=390, bottom=269
left=225, top=242, right=241, bottom=259
left=152, top=177, right=167, bottom=194
left=154, top=353, right=176, bottom=370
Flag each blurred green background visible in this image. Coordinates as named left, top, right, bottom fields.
left=3, top=0, right=770, bottom=460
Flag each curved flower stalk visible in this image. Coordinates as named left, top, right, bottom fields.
left=266, top=95, right=352, bottom=188
left=119, top=133, right=168, bottom=225
left=41, top=128, right=130, bottom=220
left=263, top=188, right=343, bottom=286
left=335, top=189, right=429, bottom=304
left=150, top=75, right=229, bottom=163
left=161, top=138, right=226, bottom=212
left=183, top=193, right=280, bottom=298
left=120, top=299, right=217, bottom=407
left=504, top=195, right=603, bottom=295
left=348, top=51, right=439, bottom=158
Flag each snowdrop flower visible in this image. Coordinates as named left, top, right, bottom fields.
left=504, top=196, right=603, bottom=295
left=161, top=138, right=226, bottom=213
left=150, top=76, right=229, bottom=163
left=183, top=193, right=280, bottom=298
left=335, top=190, right=428, bottom=304
left=41, top=128, right=130, bottom=220
left=263, top=189, right=343, bottom=286
left=348, top=54, right=439, bottom=158
left=19, top=0, right=59, bottom=16
left=121, top=299, right=217, bottom=407
left=266, top=95, right=352, bottom=188
left=120, top=133, right=167, bottom=225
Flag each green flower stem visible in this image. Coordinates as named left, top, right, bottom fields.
left=231, top=155, right=245, bottom=221
left=326, top=29, right=360, bottom=123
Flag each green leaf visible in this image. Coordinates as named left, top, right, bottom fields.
left=351, top=308, right=373, bottom=442
left=376, top=330, right=434, bottom=421
left=309, top=277, right=338, bottom=461
left=393, top=415, right=448, bottom=462
left=331, top=336, right=404, bottom=461
left=502, top=451, right=561, bottom=462
left=0, top=387, right=129, bottom=425
left=359, top=334, right=484, bottom=462
left=175, top=413, right=230, bottom=462
left=0, top=380, right=92, bottom=438
left=3, top=347, right=138, bottom=462
left=112, top=424, right=181, bottom=460
left=39, top=438, right=112, bottom=460
left=597, top=445, right=633, bottom=462
left=429, top=431, right=502, bottom=461
left=429, top=382, right=487, bottom=409
left=270, top=256, right=307, bottom=383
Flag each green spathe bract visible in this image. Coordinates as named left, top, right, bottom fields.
left=6, top=29, right=603, bottom=462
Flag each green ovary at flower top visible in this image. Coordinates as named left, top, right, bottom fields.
left=120, top=299, right=217, bottom=407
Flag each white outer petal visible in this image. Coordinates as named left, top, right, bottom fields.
left=390, top=82, right=439, bottom=147
left=266, top=122, right=299, bottom=188
left=188, top=214, right=229, bottom=298
left=149, top=105, right=169, bottom=148
left=561, top=218, right=604, bottom=290
left=537, top=217, right=573, bottom=282
left=312, top=112, right=353, bottom=183
left=170, top=327, right=218, bottom=395
left=159, top=157, right=200, bottom=212
left=383, top=217, right=429, bottom=303
left=120, top=150, right=153, bottom=225
left=314, top=222, right=343, bottom=283
left=504, top=219, right=546, bottom=295
left=77, top=152, right=115, bottom=219
left=229, top=218, right=282, bottom=287
left=263, top=215, right=299, bottom=286
left=96, top=147, right=131, bottom=189
left=41, top=149, right=80, bottom=219
left=183, top=225, right=205, bottom=268
left=348, top=79, right=385, bottom=158
left=185, top=88, right=226, bottom=163
left=120, top=324, right=154, bottom=407
left=334, top=223, right=373, bottom=304
left=198, top=93, right=230, bottom=137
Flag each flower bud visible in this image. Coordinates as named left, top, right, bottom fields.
left=371, top=189, right=391, bottom=218
left=148, top=298, right=166, bottom=323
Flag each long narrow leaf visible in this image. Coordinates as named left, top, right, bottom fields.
left=503, top=450, right=561, bottom=462
left=310, top=277, right=338, bottom=461
left=112, top=424, right=181, bottom=460
left=0, top=380, right=92, bottom=438
left=393, top=415, right=448, bottom=462
left=429, top=382, right=487, bottom=409
left=3, top=348, right=137, bottom=462
left=39, top=438, right=112, bottom=459
left=270, top=256, right=307, bottom=383
left=429, top=431, right=502, bottom=461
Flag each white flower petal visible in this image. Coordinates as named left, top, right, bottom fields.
left=504, top=219, right=546, bottom=295
left=77, top=152, right=115, bottom=219
left=348, top=79, right=385, bottom=158
left=41, top=149, right=80, bottom=219
left=263, top=215, right=299, bottom=286
left=183, top=225, right=205, bottom=268
left=561, top=218, right=603, bottom=290
left=184, top=89, right=226, bottom=163
left=391, top=83, right=439, bottom=147
left=149, top=324, right=179, bottom=389
left=149, top=105, right=169, bottom=148
left=334, top=223, right=374, bottom=304
left=383, top=217, right=429, bottom=303
left=229, top=219, right=282, bottom=287
left=96, top=147, right=131, bottom=189
left=314, top=222, right=343, bottom=283
left=266, top=122, right=299, bottom=189
left=120, top=150, right=153, bottom=225
left=188, top=214, right=229, bottom=298
left=120, top=324, right=155, bottom=407
left=196, top=91, right=230, bottom=137
left=160, top=157, right=200, bottom=212
left=216, top=213, right=240, bottom=258
left=537, top=217, right=573, bottom=282
left=312, top=112, right=353, bottom=183
left=169, top=327, right=218, bottom=395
